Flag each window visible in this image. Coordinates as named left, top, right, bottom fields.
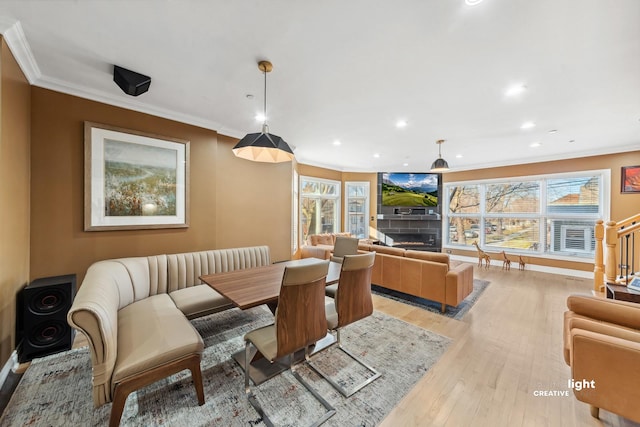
left=292, top=170, right=299, bottom=254
left=345, top=181, right=370, bottom=239
left=299, top=176, right=341, bottom=244
left=444, top=170, right=609, bottom=260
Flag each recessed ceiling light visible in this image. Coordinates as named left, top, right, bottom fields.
left=373, top=153, right=380, bottom=158
left=465, top=0, right=483, bottom=5
left=246, top=94, right=254, bottom=99
left=569, top=139, right=575, bottom=143
left=456, top=154, right=463, bottom=159
left=403, top=162, right=409, bottom=167
left=529, top=142, right=542, bottom=148
left=505, top=84, right=527, bottom=97
left=255, top=113, right=266, bottom=122
left=333, top=140, right=341, bottom=146
left=521, top=121, right=536, bottom=129
left=396, top=120, right=408, bottom=128
left=548, top=129, right=558, bottom=134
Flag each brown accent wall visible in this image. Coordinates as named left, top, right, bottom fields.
left=0, top=38, right=31, bottom=364
left=30, top=87, right=293, bottom=287
left=443, top=152, right=640, bottom=271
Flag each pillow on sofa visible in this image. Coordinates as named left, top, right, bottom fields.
left=310, top=233, right=333, bottom=246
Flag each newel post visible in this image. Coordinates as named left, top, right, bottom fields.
left=594, top=220, right=604, bottom=292
left=604, top=220, right=618, bottom=284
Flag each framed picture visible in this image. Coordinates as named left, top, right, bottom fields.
left=84, top=122, right=189, bottom=231
left=621, top=165, right=640, bottom=193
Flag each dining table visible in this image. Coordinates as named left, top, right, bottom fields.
left=199, top=257, right=342, bottom=384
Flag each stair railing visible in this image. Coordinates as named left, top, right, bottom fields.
left=594, top=214, right=640, bottom=291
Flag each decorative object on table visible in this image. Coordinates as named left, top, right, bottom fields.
left=232, top=60, right=295, bottom=163
left=500, top=251, right=511, bottom=271
left=84, top=122, right=189, bottom=231
left=621, top=165, right=640, bottom=193
left=627, top=276, right=640, bottom=292
left=430, top=139, right=450, bottom=172
left=0, top=307, right=450, bottom=427
left=472, top=241, right=491, bottom=268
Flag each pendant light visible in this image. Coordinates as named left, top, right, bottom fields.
left=232, top=61, right=295, bottom=163
left=430, top=139, right=450, bottom=172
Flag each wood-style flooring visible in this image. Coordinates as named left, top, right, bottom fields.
left=374, top=264, right=640, bottom=427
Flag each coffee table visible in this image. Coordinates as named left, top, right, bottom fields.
left=200, top=258, right=342, bottom=384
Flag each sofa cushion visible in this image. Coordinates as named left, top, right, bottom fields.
left=405, top=250, right=450, bottom=266
left=373, top=245, right=406, bottom=257
left=311, top=234, right=334, bottom=246
left=112, top=294, right=204, bottom=387
left=170, top=285, right=232, bottom=319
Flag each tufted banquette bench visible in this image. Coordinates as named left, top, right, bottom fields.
left=67, top=246, right=271, bottom=426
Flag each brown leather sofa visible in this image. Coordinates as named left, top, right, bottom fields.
left=357, top=243, right=474, bottom=313
left=300, top=232, right=354, bottom=260
left=563, top=294, right=640, bottom=422
left=67, top=246, right=271, bottom=425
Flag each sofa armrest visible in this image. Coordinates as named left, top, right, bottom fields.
left=570, top=328, right=640, bottom=422
left=300, top=245, right=331, bottom=260
left=445, top=263, right=474, bottom=307
left=567, top=294, right=640, bottom=330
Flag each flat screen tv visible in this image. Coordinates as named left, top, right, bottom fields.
left=381, top=172, right=439, bottom=207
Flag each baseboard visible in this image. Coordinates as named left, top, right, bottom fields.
left=451, top=254, right=593, bottom=279
left=0, top=351, right=18, bottom=391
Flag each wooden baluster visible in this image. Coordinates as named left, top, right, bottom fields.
left=594, top=219, right=604, bottom=292
left=605, top=220, right=618, bottom=284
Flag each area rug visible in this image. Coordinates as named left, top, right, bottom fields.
left=0, top=306, right=450, bottom=426
left=372, top=279, right=490, bottom=320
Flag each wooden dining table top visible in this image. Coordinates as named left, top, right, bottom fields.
left=199, top=258, right=342, bottom=310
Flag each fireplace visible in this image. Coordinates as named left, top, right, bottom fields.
left=380, top=233, right=437, bottom=250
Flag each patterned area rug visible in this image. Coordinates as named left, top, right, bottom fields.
left=372, top=279, right=490, bottom=320
left=1, top=306, right=450, bottom=426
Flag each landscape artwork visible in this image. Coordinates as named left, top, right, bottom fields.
left=382, top=173, right=439, bottom=207
left=84, top=122, right=189, bottom=231
left=621, top=165, right=640, bottom=193
left=104, top=139, right=177, bottom=217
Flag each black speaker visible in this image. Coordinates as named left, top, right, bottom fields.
left=16, top=274, right=76, bottom=363
left=113, top=65, right=151, bottom=96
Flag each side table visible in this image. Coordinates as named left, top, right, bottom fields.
left=605, top=283, right=640, bottom=304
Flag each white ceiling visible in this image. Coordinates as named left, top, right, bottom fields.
left=1, top=0, right=639, bottom=172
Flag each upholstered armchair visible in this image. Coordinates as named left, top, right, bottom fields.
left=563, top=294, right=640, bottom=422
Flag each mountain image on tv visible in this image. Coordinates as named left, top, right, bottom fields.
left=382, top=173, right=438, bottom=207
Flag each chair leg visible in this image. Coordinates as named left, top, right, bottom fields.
left=109, top=385, right=129, bottom=427
left=590, top=405, right=600, bottom=418
left=441, top=303, right=446, bottom=313
left=245, top=342, right=335, bottom=427
left=188, top=358, right=205, bottom=405
left=307, top=328, right=381, bottom=398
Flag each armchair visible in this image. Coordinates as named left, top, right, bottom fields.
left=563, top=294, right=640, bottom=422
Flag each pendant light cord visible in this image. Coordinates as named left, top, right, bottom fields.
left=263, top=68, right=268, bottom=128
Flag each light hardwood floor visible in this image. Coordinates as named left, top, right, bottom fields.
left=373, top=264, right=640, bottom=427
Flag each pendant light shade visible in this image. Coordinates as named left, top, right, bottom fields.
left=430, top=139, right=450, bottom=172
left=233, top=61, right=294, bottom=163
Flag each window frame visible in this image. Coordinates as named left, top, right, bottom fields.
left=299, top=175, right=341, bottom=245
left=443, top=169, right=610, bottom=263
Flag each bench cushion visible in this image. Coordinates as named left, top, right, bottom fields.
left=170, top=285, right=232, bottom=320
left=112, top=294, right=204, bottom=387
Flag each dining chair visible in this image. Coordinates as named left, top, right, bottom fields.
left=326, top=235, right=360, bottom=298
left=244, top=259, right=335, bottom=427
left=308, top=252, right=381, bottom=397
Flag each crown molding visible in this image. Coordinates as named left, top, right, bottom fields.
left=0, top=18, right=41, bottom=84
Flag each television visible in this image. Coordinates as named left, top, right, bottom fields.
left=381, top=172, right=439, bottom=207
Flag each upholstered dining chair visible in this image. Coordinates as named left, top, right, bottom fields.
left=308, top=252, right=381, bottom=397
left=326, top=235, right=360, bottom=298
left=244, top=260, right=335, bottom=427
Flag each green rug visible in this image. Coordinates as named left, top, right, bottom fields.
left=1, top=306, right=450, bottom=426
left=372, top=279, right=490, bottom=320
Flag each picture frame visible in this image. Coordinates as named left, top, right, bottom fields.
left=84, top=122, right=189, bottom=231
left=621, top=165, right=640, bottom=193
